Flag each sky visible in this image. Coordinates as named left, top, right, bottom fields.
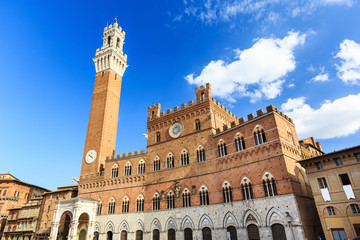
left=0, top=0, right=359, bottom=190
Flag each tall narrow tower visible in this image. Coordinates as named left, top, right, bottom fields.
left=80, top=22, right=127, bottom=181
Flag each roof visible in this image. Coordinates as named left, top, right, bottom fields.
left=0, top=173, right=50, bottom=192
left=299, top=144, right=360, bottom=163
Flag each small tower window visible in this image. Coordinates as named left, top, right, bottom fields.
left=201, top=92, right=205, bottom=101
left=116, top=38, right=120, bottom=48
left=156, top=132, right=160, bottom=143
left=107, top=36, right=111, bottom=46
left=195, top=119, right=201, bottom=131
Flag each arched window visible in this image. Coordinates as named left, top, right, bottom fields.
left=218, top=140, right=227, bottom=157
left=167, top=191, right=175, bottom=209
left=227, top=226, right=237, bottom=240
left=241, top=177, right=253, bottom=200
left=195, top=119, right=201, bottom=131
left=120, top=230, right=127, bottom=240
left=122, top=196, right=129, bottom=213
left=156, top=132, right=160, bottom=143
left=94, top=231, right=99, bottom=240
left=201, top=92, right=205, bottom=101
left=202, top=227, right=212, bottom=240
left=182, top=188, right=191, bottom=207
left=136, top=195, right=144, bottom=212
left=154, top=156, right=160, bottom=171
left=235, top=134, right=246, bottom=152
left=97, top=201, right=102, bottom=215
left=287, top=127, right=294, bottom=145
left=254, top=126, right=266, bottom=145
left=199, top=186, right=209, bottom=205
left=262, top=172, right=278, bottom=197
left=247, top=224, right=260, bottom=240
left=124, top=162, right=131, bottom=176
left=327, top=206, right=336, bottom=215
left=271, top=224, right=287, bottom=240
left=168, top=229, right=175, bottom=240
left=136, top=230, right=143, bottom=240
left=197, top=145, right=206, bottom=162
left=351, top=204, right=360, bottom=214
left=222, top=182, right=232, bottom=203
left=111, top=164, right=118, bottom=178
left=107, top=231, right=113, bottom=240
left=116, top=38, right=120, bottom=48
left=138, top=160, right=145, bottom=174
left=184, top=228, right=193, bottom=240
left=108, top=198, right=115, bottom=214
left=153, top=229, right=160, bottom=240
left=167, top=153, right=174, bottom=169
left=107, top=36, right=111, bottom=46
left=181, top=149, right=189, bottom=166
left=153, top=193, right=160, bottom=210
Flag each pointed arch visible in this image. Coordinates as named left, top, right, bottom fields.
left=266, top=207, right=285, bottom=226
left=135, top=219, right=144, bottom=231
left=198, top=214, right=214, bottom=229
left=105, top=221, right=115, bottom=233
left=181, top=216, right=195, bottom=230
left=150, top=218, right=162, bottom=231
left=119, top=220, right=130, bottom=232
left=94, top=222, right=101, bottom=233
left=243, top=209, right=262, bottom=227
left=165, top=216, right=178, bottom=230
left=223, top=212, right=239, bottom=228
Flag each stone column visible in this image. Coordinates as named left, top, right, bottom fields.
left=237, top=227, right=248, bottom=239
left=216, top=228, right=227, bottom=239
left=193, top=229, right=201, bottom=240
left=259, top=226, right=272, bottom=240
left=87, top=221, right=95, bottom=240
left=176, top=230, right=184, bottom=240
left=68, top=220, right=79, bottom=240
left=49, top=222, right=60, bottom=240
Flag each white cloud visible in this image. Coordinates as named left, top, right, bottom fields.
left=320, top=0, right=353, bottom=6
left=288, top=83, right=295, bottom=88
left=281, top=93, right=360, bottom=139
left=312, top=73, right=329, bottom=82
left=335, top=39, right=360, bottom=85
left=185, top=31, right=306, bottom=102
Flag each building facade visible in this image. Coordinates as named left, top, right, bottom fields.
left=0, top=174, right=49, bottom=240
left=46, top=22, right=324, bottom=240
left=299, top=145, right=360, bottom=240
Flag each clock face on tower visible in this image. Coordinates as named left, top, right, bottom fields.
left=169, top=122, right=184, bottom=138
left=85, top=149, right=97, bottom=164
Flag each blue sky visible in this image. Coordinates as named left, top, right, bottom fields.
left=0, top=0, right=359, bottom=190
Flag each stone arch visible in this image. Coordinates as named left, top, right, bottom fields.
left=105, top=221, right=115, bottom=233
left=135, top=219, right=144, bottom=231
left=198, top=214, right=214, bottom=229
left=253, top=124, right=264, bottom=131
left=223, top=212, right=239, bottom=228
left=119, top=220, right=130, bottom=232
left=243, top=209, right=262, bottom=227
left=180, top=216, right=195, bottom=230
left=322, top=205, right=344, bottom=216
left=266, top=207, right=285, bottom=226
left=150, top=218, right=162, bottom=231
left=165, top=217, right=178, bottom=230
left=94, top=222, right=101, bottom=233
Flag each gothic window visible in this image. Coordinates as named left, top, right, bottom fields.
left=136, top=195, right=144, bottom=212
left=351, top=204, right=360, bottom=214
left=222, top=181, right=232, bottom=203
left=227, top=226, right=238, bottom=240
left=184, top=228, right=193, bottom=240
left=120, top=231, right=127, bottom=240
left=97, top=201, right=102, bottom=215
left=138, top=160, right=146, bottom=174
left=108, top=198, right=115, bottom=214
left=201, top=92, right=205, bottom=101
left=167, top=191, right=175, bottom=209
left=254, top=126, right=266, bottom=145
left=235, top=135, right=246, bottom=152
left=153, top=193, right=160, bottom=210
left=197, top=145, right=206, bottom=162
left=122, top=197, right=129, bottom=213
left=167, top=153, right=174, bottom=169
left=156, top=132, right=160, bottom=143
left=182, top=188, right=191, bottom=207
left=271, top=224, right=286, bottom=240
left=116, top=38, right=120, bottom=48
left=327, top=206, right=336, bottom=215
left=168, top=229, right=175, bottom=240
left=199, top=186, right=209, bottom=205
left=262, top=173, right=278, bottom=197
left=107, top=36, right=111, bottom=46
left=202, top=227, right=212, bottom=240
left=111, top=164, right=118, bottom=178
left=125, top=162, right=132, bottom=176
left=181, top=149, right=189, bottom=166
left=136, top=230, right=143, bottom=240
left=218, top=140, right=227, bottom=157
left=195, top=119, right=201, bottom=131
left=247, top=224, right=260, bottom=240
left=153, top=229, right=160, bottom=240
left=154, top=156, right=160, bottom=171
left=241, top=177, right=253, bottom=200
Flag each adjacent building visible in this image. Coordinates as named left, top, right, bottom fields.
left=299, top=145, right=360, bottom=240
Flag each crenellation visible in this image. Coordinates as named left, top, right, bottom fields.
left=140, top=149, right=145, bottom=154
left=180, top=103, right=186, bottom=109
left=166, top=109, right=171, bottom=114
left=160, top=112, right=164, bottom=116
left=117, top=154, right=121, bottom=159
left=231, top=121, right=236, bottom=128
left=128, top=152, right=133, bottom=157
left=173, top=106, right=178, bottom=112
left=223, top=124, right=228, bottom=131
left=188, top=100, right=194, bottom=106
left=134, top=151, right=139, bottom=155
left=122, top=153, right=127, bottom=158
left=239, top=117, right=245, bottom=124
left=256, top=109, right=264, bottom=117
left=247, top=113, right=254, bottom=121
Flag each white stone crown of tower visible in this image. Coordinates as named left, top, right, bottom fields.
left=93, top=22, right=128, bottom=76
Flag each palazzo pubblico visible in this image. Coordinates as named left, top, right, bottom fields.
left=2, top=21, right=326, bottom=240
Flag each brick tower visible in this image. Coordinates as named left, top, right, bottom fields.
left=79, top=22, right=127, bottom=181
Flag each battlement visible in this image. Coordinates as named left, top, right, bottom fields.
left=106, top=149, right=146, bottom=161
left=214, top=105, right=293, bottom=135
left=195, top=83, right=211, bottom=103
